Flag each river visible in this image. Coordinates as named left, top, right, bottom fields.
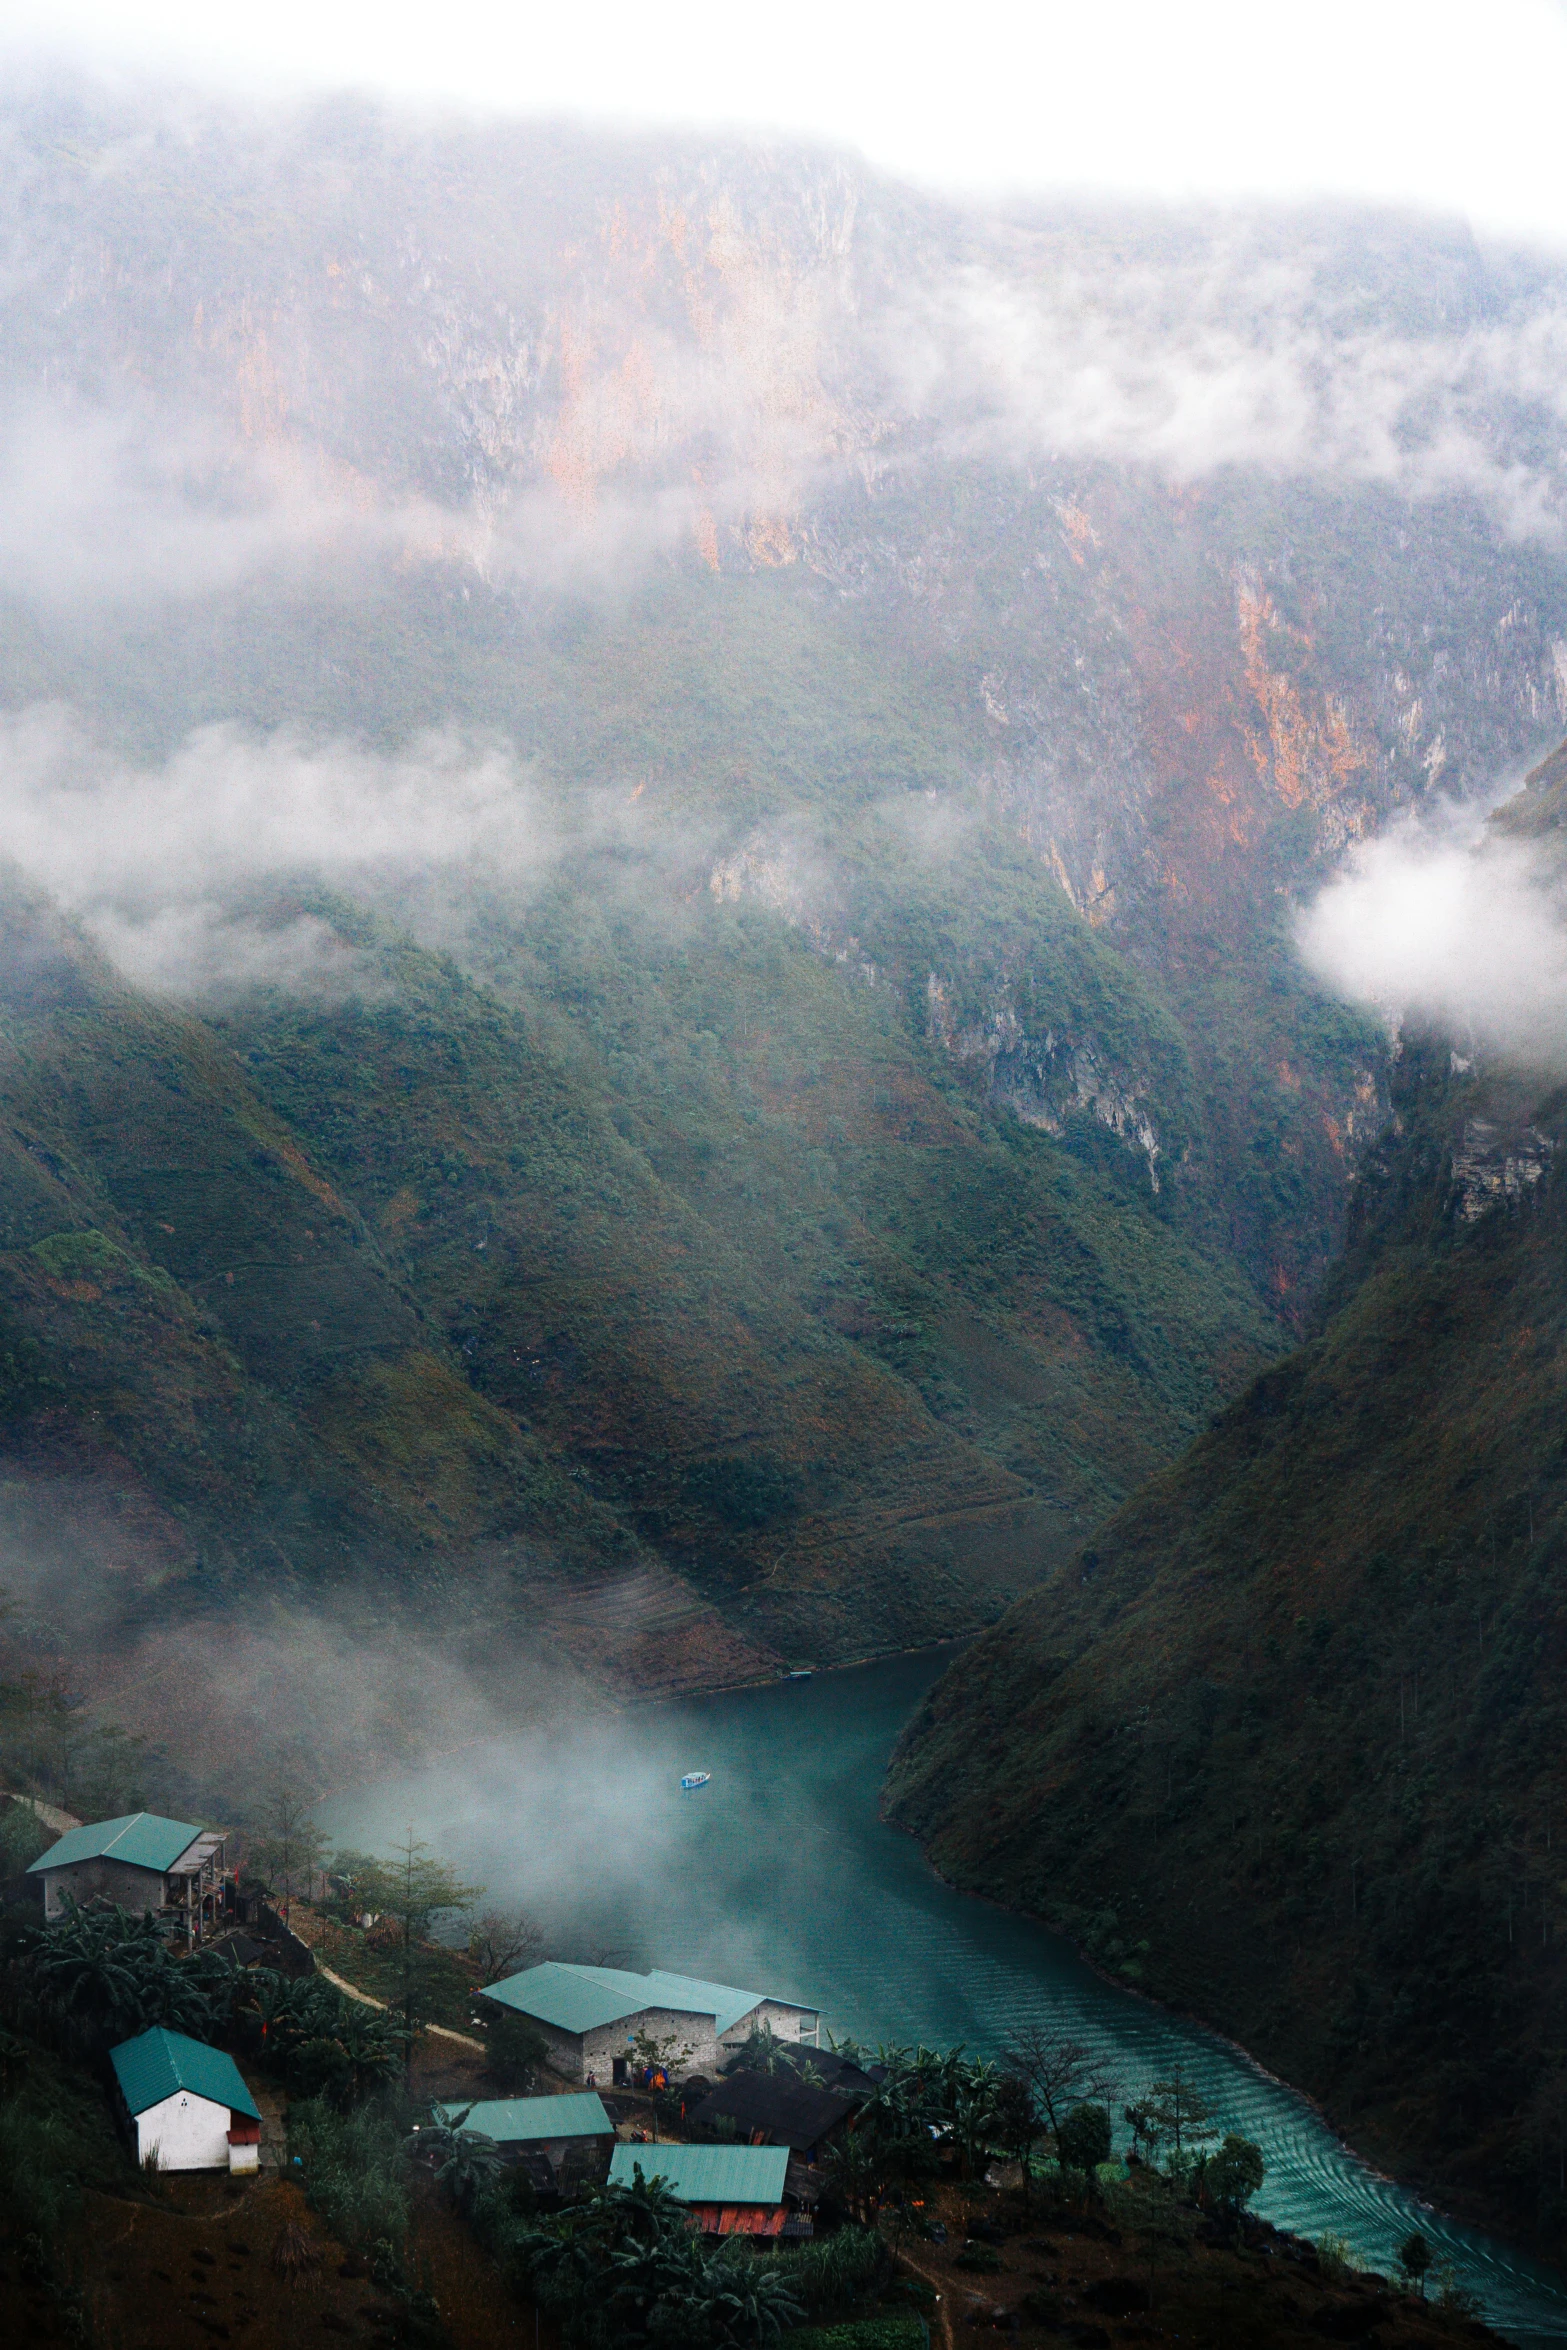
left=318, top=1649, right=1567, bottom=2344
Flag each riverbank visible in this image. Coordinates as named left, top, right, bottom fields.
left=885, top=2174, right=1499, bottom=2350
left=887, top=1780, right=1567, bottom=2305
left=316, top=1650, right=1567, bottom=2341
left=896, top=1819, right=1512, bottom=2281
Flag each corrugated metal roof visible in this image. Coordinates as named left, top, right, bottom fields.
left=430, top=2093, right=613, bottom=2142
left=697, top=2205, right=789, bottom=2236
left=167, top=1830, right=225, bottom=1877
left=28, top=1811, right=205, bottom=1876
left=481, top=1960, right=811, bottom=2039
left=109, top=2027, right=261, bottom=2122
left=608, top=2143, right=789, bottom=2205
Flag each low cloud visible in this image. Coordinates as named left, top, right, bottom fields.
left=0, top=704, right=560, bottom=992
left=914, top=250, right=1567, bottom=539
left=0, top=399, right=474, bottom=605
left=11, top=96, right=1567, bottom=610
left=0, top=701, right=720, bottom=996
left=1297, top=796, right=1567, bottom=1065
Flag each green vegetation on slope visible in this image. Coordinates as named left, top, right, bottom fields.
left=887, top=1024, right=1567, bottom=2252
left=0, top=818, right=1282, bottom=1691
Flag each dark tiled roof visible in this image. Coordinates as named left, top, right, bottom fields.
left=778, top=2045, right=883, bottom=2096
left=689, top=2070, right=855, bottom=2150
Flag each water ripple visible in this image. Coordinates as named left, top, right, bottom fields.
left=320, top=1651, right=1567, bottom=2344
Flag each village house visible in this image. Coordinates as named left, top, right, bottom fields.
left=430, top=2092, right=615, bottom=2185
left=28, top=1811, right=232, bottom=1940
left=109, top=2025, right=262, bottom=2173
left=608, top=2141, right=807, bottom=2236
left=479, top=1961, right=819, bottom=2086
left=687, top=2068, right=857, bottom=2159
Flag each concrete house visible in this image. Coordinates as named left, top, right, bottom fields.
left=110, top=2026, right=262, bottom=2173
left=479, top=1961, right=819, bottom=2086
left=431, top=2092, right=615, bottom=2183
left=28, top=1812, right=230, bottom=1939
left=608, top=2142, right=800, bottom=2236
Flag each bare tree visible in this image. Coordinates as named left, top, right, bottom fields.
left=467, top=1906, right=545, bottom=1985
left=1002, top=2022, right=1120, bottom=2145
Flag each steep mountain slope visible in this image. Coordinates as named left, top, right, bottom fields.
left=2, top=84, right=1567, bottom=1731
left=5, top=87, right=1564, bottom=1310
left=0, top=843, right=1278, bottom=1709
left=887, top=755, right=1567, bottom=2251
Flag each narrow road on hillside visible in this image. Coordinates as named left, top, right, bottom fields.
left=314, top=1959, right=486, bottom=2052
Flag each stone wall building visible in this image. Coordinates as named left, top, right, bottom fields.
left=479, top=1961, right=819, bottom=2086
left=28, top=1812, right=231, bottom=1937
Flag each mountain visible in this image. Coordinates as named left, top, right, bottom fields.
left=1, top=81, right=1567, bottom=1754
left=886, top=745, right=1567, bottom=2252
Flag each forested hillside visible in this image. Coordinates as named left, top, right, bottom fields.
left=1, top=83, right=1566, bottom=1746
left=888, top=745, right=1567, bottom=2252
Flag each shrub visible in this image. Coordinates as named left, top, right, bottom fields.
left=1057, top=2101, right=1113, bottom=2175
left=763, top=2226, right=884, bottom=2317
left=286, top=2097, right=410, bottom=2275
left=288, top=2033, right=354, bottom=2102
left=0, top=2097, right=81, bottom=2262
left=0, top=1801, right=52, bottom=1876
left=485, top=2005, right=549, bottom=2092
left=1435, top=2263, right=1482, bottom=2320
left=781, top=2324, right=926, bottom=2350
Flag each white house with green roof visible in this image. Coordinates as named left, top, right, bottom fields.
left=479, top=1961, right=818, bottom=2086
left=109, top=2026, right=262, bottom=2173
left=28, top=1812, right=230, bottom=1938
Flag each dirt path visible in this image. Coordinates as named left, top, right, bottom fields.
left=892, top=2249, right=954, bottom=2350
left=314, top=1959, right=486, bottom=2052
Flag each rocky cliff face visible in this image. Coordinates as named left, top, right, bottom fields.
left=1, top=85, right=1566, bottom=1733
left=886, top=749, right=1567, bottom=2253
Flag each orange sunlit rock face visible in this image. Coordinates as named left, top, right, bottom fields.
left=1237, top=583, right=1368, bottom=816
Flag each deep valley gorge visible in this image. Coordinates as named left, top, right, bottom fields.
left=6, top=62, right=1567, bottom=2340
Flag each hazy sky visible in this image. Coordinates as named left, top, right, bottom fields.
left=7, top=0, right=1567, bottom=246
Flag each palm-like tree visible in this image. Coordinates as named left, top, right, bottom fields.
left=696, top=2246, right=804, bottom=2344
left=951, top=2073, right=1001, bottom=2179
left=28, top=1901, right=222, bottom=2052
left=414, top=2119, right=504, bottom=2216
left=232, top=1968, right=398, bottom=2105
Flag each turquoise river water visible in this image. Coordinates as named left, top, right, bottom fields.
left=318, top=1650, right=1567, bottom=2344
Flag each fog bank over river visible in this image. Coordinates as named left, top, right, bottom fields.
left=319, top=1652, right=1567, bottom=2344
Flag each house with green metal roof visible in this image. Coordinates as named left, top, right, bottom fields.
left=609, top=2143, right=796, bottom=2235
left=28, top=1812, right=231, bottom=1941
left=109, top=2026, right=262, bottom=2174
left=478, top=1961, right=819, bottom=2087
left=429, top=2092, right=615, bottom=2182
